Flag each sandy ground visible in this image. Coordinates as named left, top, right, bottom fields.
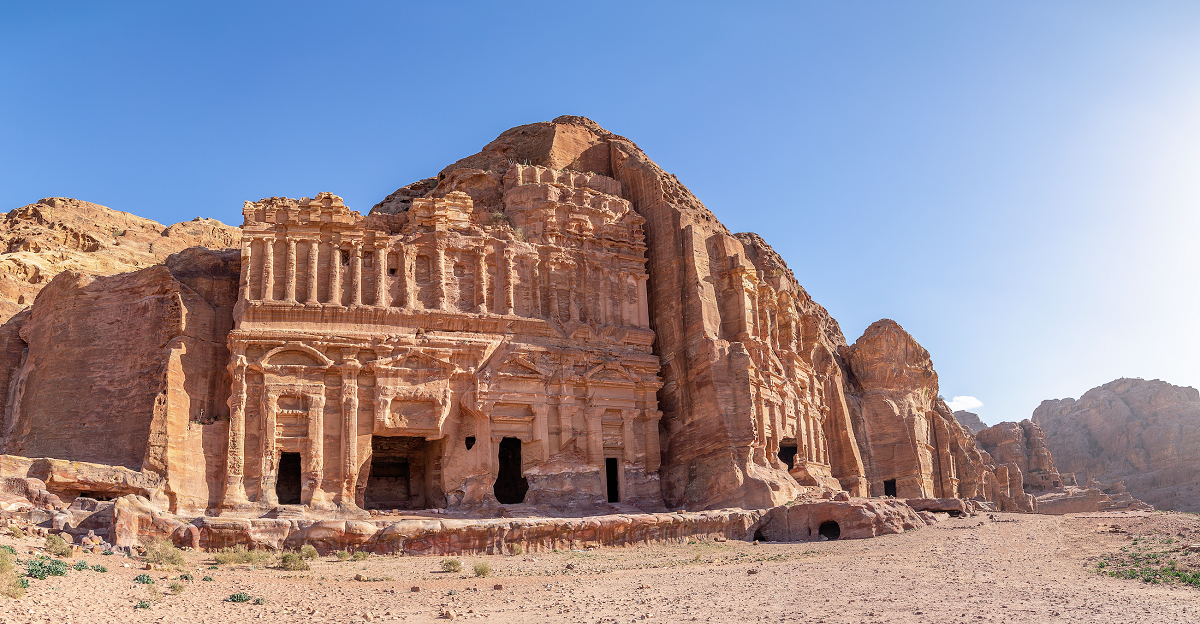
left=0, top=510, right=1197, bottom=624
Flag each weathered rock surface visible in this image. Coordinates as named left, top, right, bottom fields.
left=0, top=197, right=238, bottom=323
left=845, top=320, right=1034, bottom=511
left=953, top=410, right=986, bottom=434
left=975, top=420, right=1063, bottom=492
left=1034, top=378, right=1200, bottom=512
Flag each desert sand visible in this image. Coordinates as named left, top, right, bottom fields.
left=0, top=510, right=1196, bottom=623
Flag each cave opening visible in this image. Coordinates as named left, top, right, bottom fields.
left=276, top=452, right=302, bottom=505
left=778, top=443, right=798, bottom=470
left=365, top=436, right=435, bottom=510
left=493, top=437, right=528, bottom=504
left=883, top=478, right=897, bottom=498
left=605, top=457, right=620, bottom=503
left=818, top=520, right=840, bottom=541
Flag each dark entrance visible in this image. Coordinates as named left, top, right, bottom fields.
left=493, top=437, right=529, bottom=504
left=818, top=520, right=841, bottom=541
left=778, top=445, right=798, bottom=470
left=365, top=436, right=435, bottom=510
left=605, top=457, right=620, bottom=503
left=883, top=479, right=897, bottom=497
left=276, top=452, right=302, bottom=505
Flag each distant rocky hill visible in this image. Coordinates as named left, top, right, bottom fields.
left=0, top=197, right=238, bottom=323
left=953, top=410, right=986, bottom=434
left=1033, top=378, right=1200, bottom=513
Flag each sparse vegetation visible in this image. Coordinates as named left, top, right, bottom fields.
left=441, top=558, right=462, bottom=572
left=213, top=545, right=274, bottom=566
left=253, top=597, right=267, bottom=605
left=168, top=582, right=185, bottom=594
left=26, top=557, right=68, bottom=579
left=299, top=544, right=318, bottom=560
left=91, top=564, right=107, bottom=573
left=177, top=573, right=193, bottom=581
left=0, top=549, right=25, bottom=599
left=226, top=591, right=252, bottom=603
left=44, top=534, right=72, bottom=558
left=8, top=527, right=23, bottom=540
left=73, top=560, right=89, bottom=571
left=1096, top=532, right=1200, bottom=587
left=351, top=550, right=369, bottom=562
left=134, top=573, right=154, bottom=585
left=473, top=561, right=492, bottom=577
left=510, top=544, right=523, bottom=555
left=134, top=600, right=151, bottom=610
left=144, top=537, right=186, bottom=566
left=335, top=550, right=351, bottom=561
left=202, top=575, right=214, bottom=582
left=278, top=552, right=310, bottom=571
left=488, top=211, right=511, bottom=225
left=512, top=226, right=525, bottom=242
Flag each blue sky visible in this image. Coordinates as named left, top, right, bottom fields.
left=2, top=2, right=1197, bottom=425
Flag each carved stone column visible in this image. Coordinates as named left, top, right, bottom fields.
left=531, top=404, right=548, bottom=462
left=306, top=240, right=319, bottom=304
left=260, top=238, right=275, bottom=301
left=341, top=359, right=361, bottom=501
left=620, top=409, right=637, bottom=463
left=329, top=245, right=342, bottom=305
left=350, top=244, right=363, bottom=307
left=599, top=268, right=610, bottom=325
left=259, top=391, right=279, bottom=506
left=547, top=263, right=559, bottom=321
left=642, top=410, right=662, bottom=472
left=221, top=355, right=249, bottom=508
left=306, top=392, right=326, bottom=505
left=502, top=247, right=515, bottom=315
left=376, top=244, right=389, bottom=307
left=636, top=274, right=650, bottom=327
left=398, top=243, right=411, bottom=308
left=434, top=241, right=447, bottom=311
left=238, top=238, right=252, bottom=302
left=284, top=239, right=297, bottom=303
left=475, top=247, right=487, bottom=313
left=584, top=408, right=604, bottom=466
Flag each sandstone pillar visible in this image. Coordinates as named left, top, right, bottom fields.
left=259, top=391, right=279, bottom=505
left=238, top=238, right=251, bottom=302
left=221, top=355, right=250, bottom=508
left=547, top=264, right=559, bottom=320
left=306, top=240, right=319, bottom=304
left=585, top=408, right=604, bottom=466
left=636, top=274, right=650, bottom=327
left=329, top=245, right=342, bottom=305
left=502, top=247, right=515, bottom=315
left=434, top=242, right=447, bottom=311
left=399, top=244, right=412, bottom=308
left=261, top=238, right=275, bottom=301
left=306, top=392, right=327, bottom=505
left=599, top=268, right=610, bottom=325
left=617, top=271, right=629, bottom=326
left=341, top=359, right=361, bottom=501
left=531, top=404, right=549, bottom=462
left=285, top=239, right=297, bottom=303
left=621, top=409, right=637, bottom=463
left=643, top=410, right=662, bottom=472
left=376, top=244, right=389, bottom=308
left=350, top=244, right=362, bottom=307
left=475, top=247, right=487, bottom=313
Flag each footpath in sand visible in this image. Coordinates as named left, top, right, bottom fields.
left=0, top=510, right=1196, bottom=624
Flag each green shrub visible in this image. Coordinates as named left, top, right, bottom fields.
left=202, top=575, right=214, bottom=582
left=252, top=597, right=267, bottom=605
left=351, top=550, right=369, bottom=562
left=7, top=527, right=23, bottom=540
left=134, top=600, right=151, bottom=610
left=91, top=564, right=107, bottom=573
left=144, top=538, right=185, bottom=566
left=0, top=550, right=24, bottom=599
left=299, top=545, right=318, bottom=560
left=177, top=573, right=193, bottom=581
left=226, top=592, right=252, bottom=603
left=278, top=552, right=309, bottom=571
left=168, top=582, right=185, bottom=594
left=335, top=550, right=351, bottom=561
left=26, top=557, right=68, bottom=579
left=473, top=561, right=491, bottom=577
left=441, top=558, right=462, bottom=572
left=510, top=544, right=523, bottom=555
left=134, top=573, right=154, bottom=584
left=0, top=545, right=14, bottom=554
left=73, top=560, right=89, bottom=571
left=213, top=545, right=273, bottom=566
left=44, top=534, right=72, bottom=558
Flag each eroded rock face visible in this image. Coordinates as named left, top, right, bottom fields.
left=954, top=411, right=986, bottom=434
left=976, top=420, right=1063, bottom=492
left=0, top=197, right=238, bottom=323
left=845, top=320, right=1034, bottom=511
left=372, top=116, right=870, bottom=510
left=1034, top=378, right=1200, bottom=512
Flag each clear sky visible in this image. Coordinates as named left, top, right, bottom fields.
left=2, top=2, right=1197, bottom=425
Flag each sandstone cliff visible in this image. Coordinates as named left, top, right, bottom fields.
left=373, top=116, right=869, bottom=510
left=953, top=410, right=986, bottom=434
left=1034, top=378, right=1200, bottom=512
left=0, top=197, right=238, bottom=323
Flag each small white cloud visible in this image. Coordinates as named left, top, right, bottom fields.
left=946, top=396, right=983, bottom=411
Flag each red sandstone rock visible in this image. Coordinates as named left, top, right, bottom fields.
left=953, top=410, right=986, bottom=434
left=1034, top=378, right=1200, bottom=512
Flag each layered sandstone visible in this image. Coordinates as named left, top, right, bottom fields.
left=975, top=420, right=1063, bottom=492
left=1034, top=378, right=1200, bottom=512
left=0, top=197, right=238, bottom=323
left=845, top=320, right=1034, bottom=511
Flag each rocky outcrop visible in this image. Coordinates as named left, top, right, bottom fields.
left=845, top=320, right=1034, bottom=511
left=0, top=247, right=239, bottom=513
left=0, top=197, right=238, bottom=323
left=953, top=410, right=986, bottom=434
left=975, top=420, right=1063, bottom=492
left=1033, top=378, right=1200, bottom=512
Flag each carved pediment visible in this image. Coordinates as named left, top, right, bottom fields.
left=583, top=360, right=639, bottom=385
left=373, top=349, right=457, bottom=382
left=259, top=342, right=334, bottom=369
left=493, top=353, right=550, bottom=380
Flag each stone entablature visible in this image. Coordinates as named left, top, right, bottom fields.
left=223, top=174, right=663, bottom=514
